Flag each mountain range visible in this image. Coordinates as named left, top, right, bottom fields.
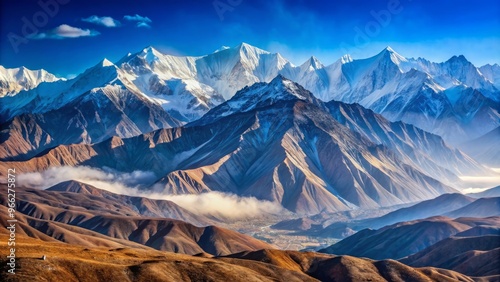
left=0, top=65, right=62, bottom=97
left=2, top=43, right=497, bottom=147
left=400, top=235, right=500, bottom=277
left=319, top=216, right=500, bottom=260
left=1, top=44, right=497, bottom=182
left=3, top=76, right=483, bottom=214
left=1, top=43, right=500, bottom=280
left=0, top=183, right=271, bottom=256
left=1, top=56, right=498, bottom=213
left=271, top=192, right=500, bottom=238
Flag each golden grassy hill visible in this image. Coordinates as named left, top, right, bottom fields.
left=0, top=235, right=479, bottom=282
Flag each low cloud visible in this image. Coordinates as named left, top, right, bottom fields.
left=459, top=175, right=500, bottom=187
left=459, top=175, right=500, bottom=195
left=159, top=192, right=283, bottom=219
left=82, top=15, right=121, bottom=27
left=124, top=14, right=152, bottom=28
left=18, top=166, right=283, bottom=219
left=30, top=24, right=99, bottom=39
left=462, top=187, right=490, bottom=194
left=18, top=166, right=156, bottom=189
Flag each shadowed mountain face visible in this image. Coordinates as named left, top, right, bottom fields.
left=272, top=192, right=500, bottom=240
left=319, top=216, right=500, bottom=260
left=1, top=77, right=458, bottom=214
left=0, top=235, right=476, bottom=282
left=0, top=85, right=182, bottom=161
left=400, top=235, right=500, bottom=277
left=0, top=183, right=271, bottom=256
left=468, top=186, right=500, bottom=198
left=460, top=127, right=500, bottom=167
left=360, top=193, right=477, bottom=229
left=325, top=101, right=493, bottom=187
left=444, top=197, right=500, bottom=218
left=360, top=194, right=500, bottom=230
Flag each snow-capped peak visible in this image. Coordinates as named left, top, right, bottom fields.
left=247, top=75, right=315, bottom=103
left=378, top=46, right=407, bottom=65
left=201, top=74, right=319, bottom=119
left=302, top=56, right=324, bottom=70
left=191, top=75, right=321, bottom=126
left=101, top=58, right=114, bottom=67
left=237, top=42, right=270, bottom=56
left=446, top=54, right=471, bottom=66
left=384, top=46, right=395, bottom=52
left=76, top=58, right=120, bottom=82
left=0, top=65, right=63, bottom=97
left=140, top=46, right=164, bottom=64
left=479, top=63, right=500, bottom=88
left=340, top=54, right=353, bottom=64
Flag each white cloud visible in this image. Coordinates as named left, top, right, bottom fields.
left=462, top=187, right=490, bottom=194
left=18, top=166, right=156, bottom=188
left=82, top=15, right=121, bottom=27
left=124, top=14, right=152, bottom=28
left=18, top=166, right=283, bottom=219
left=459, top=175, right=500, bottom=185
left=65, top=74, right=77, bottom=80
left=124, top=14, right=152, bottom=23
left=136, top=22, right=151, bottom=28
left=158, top=192, right=283, bottom=219
left=30, top=24, right=99, bottom=39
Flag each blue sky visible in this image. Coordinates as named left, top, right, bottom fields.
left=1, top=0, right=499, bottom=77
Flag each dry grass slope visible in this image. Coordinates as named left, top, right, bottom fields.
left=0, top=235, right=478, bottom=282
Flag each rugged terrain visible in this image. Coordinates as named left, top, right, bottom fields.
left=0, top=235, right=479, bottom=282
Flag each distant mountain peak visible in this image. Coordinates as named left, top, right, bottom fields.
left=231, top=74, right=318, bottom=108
left=194, top=75, right=318, bottom=124
left=377, top=46, right=407, bottom=65
left=269, top=74, right=300, bottom=88
left=303, top=56, right=324, bottom=69
left=384, top=46, right=397, bottom=53
left=237, top=42, right=252, bottom=49
left=269, top=73, right=294, bottom=86
left=0, top=65, right=63, bottom=97
left=340, top=54, right=353, bottom=64
left=142, top=45, right=159, bottom=53
left=236, top=42, right=269, bottom=55
left=447, top=54, right=471, bottom=65
left=140, top=46, right=163, bottom=64
left=101, top=58, right=114, bottom=67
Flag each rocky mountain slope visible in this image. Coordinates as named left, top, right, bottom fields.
left=0, top=184, right=271, bottom=255
left=400, top=235, right=500, bottom=277
left=1, top=77, right=460, bottom=214
left=319, top=216, right=500, bottom=260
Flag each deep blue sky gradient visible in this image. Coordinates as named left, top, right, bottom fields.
left=1, top=0, right=498, bottom=77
